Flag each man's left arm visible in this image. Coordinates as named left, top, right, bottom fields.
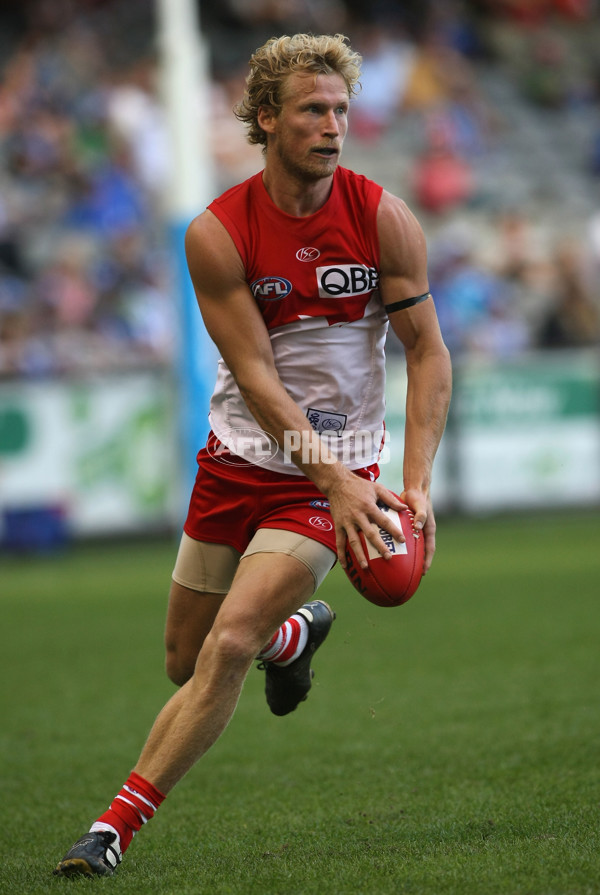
left=377, top=190, right=452, bottom=572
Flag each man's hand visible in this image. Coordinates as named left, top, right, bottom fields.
left=326, top=474, right=407, bottom=570
left=400, top=487, right=436, bottom=573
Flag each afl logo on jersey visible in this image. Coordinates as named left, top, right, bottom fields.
left=317, top=264, right=379, bottom=298
left=296, top=247, right=321, bottom=262
left=251, top=276, right=292, bottom=301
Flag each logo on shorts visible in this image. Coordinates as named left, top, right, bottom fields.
left=309, top=516, right=333, bottom=531
left=296, top=247, right=321, bottom=262
left=310, top=499, right=331, bottom=510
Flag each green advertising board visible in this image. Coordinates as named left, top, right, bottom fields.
left=0, top=373, right=179, bottom=541
left=454, top=351, right=600, bottom=511
left=384, top=350, right=600, bottom=514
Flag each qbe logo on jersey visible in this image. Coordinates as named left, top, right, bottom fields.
left=316, top=264, right=379, bottom=299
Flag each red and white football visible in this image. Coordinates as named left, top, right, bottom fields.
left=344, top=503, right=425, bottom=607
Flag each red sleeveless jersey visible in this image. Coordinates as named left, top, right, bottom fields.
left=209, top=166, right=383, bottom=326
left=207, top=166, right=389, bottom=474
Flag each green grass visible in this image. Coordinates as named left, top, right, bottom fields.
left=1, top=513, right=599, bottom=894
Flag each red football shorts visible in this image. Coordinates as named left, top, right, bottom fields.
left=184, top=434, right=380, bottom=555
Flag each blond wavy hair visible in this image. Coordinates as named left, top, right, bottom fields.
left=234, top=33, right=362, bottom=147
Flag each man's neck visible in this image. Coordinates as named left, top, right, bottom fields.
left=261, top=168, right=335, bottom=217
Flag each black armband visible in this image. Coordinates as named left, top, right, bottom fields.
left=384, top=292, right=431, bottom=314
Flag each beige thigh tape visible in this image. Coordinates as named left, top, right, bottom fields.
left=172, top=530, right=336, bottom=594
left=242, top=529, right=336, bottom=591
left=172, top=532, right=241, bottom=594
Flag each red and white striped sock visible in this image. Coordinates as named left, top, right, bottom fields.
left=91, top=771, right=166, bottom=854
left=258, top=613, right=309, bottom=667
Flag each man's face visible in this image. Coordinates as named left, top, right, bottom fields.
left=261, top=72, right=349, bottom=181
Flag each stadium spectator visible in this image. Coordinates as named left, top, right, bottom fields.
left=537, top=238, right=600, bottom=348
left=428, top=224, right=514, bottom=355
left=349, top=23, right=416, bottom=141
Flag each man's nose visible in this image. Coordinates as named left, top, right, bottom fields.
left=322, top=110, right=340, bottom=135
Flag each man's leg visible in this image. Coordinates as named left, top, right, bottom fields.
left=164, top=531, right=336, bottom=706
left=246, top=530, right=337, bottom=716
left=54, top=551, right=315, bottom=877
left=164, top=582, right=224, bottom=686
left=134, top=550, right=316, bottom=791
left=164, top=535, right=241, bottom=686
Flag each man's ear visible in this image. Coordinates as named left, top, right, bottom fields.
left=257, top=105, right=277, bottom=135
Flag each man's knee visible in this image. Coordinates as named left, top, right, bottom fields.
left=165, top=621, right=258, bottom=687
left=209, top=622, right=262, bottom=669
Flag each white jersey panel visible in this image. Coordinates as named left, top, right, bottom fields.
left=209, top=295, right=389, bottom=474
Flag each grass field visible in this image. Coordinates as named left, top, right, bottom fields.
left=1, top=512, right=599, bottom=895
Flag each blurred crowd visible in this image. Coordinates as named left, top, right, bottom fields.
left=1, top=0, right=600, bottom=379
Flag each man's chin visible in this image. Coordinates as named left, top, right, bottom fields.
left=279, top=152, right=341, bottom=183
left=307, top=155, right=340, bottom=177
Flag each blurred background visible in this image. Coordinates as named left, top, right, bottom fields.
left=1, top=0, right=599, bottom=552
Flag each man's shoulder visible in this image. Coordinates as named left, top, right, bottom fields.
left=336, top=165, right=381, bottom=192
left=334, top=167, right=384, bottom=220
left=376, top=189, right=420, bottom=232
left=211, top=170, right=262, bottom=210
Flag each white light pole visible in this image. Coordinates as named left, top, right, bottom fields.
left=156, top=0, right=216, bottom=503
